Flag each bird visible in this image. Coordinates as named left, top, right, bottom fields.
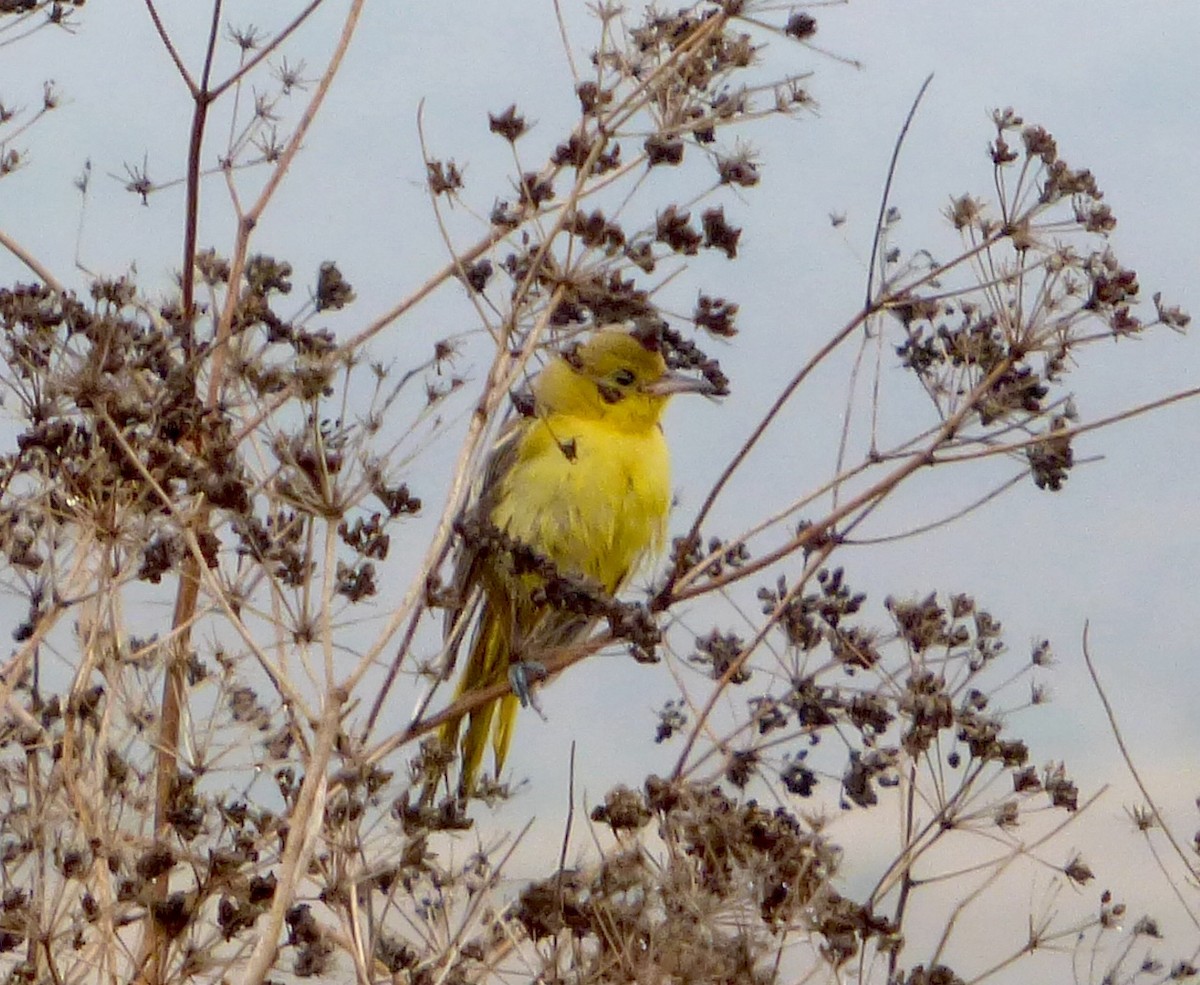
left=428, top=328, right=718, bottom=800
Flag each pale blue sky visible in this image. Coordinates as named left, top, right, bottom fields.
left=3, top=1, right=1199, bottom=976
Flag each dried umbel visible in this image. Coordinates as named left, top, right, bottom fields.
left=492, top=778, right=862, bottom=981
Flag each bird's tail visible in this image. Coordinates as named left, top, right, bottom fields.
left=424, top=609, right=516, bottom=801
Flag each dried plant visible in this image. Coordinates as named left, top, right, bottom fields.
left=0, top=2, right=1195, bottom=984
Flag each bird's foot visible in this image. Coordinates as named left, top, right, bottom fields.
left=509, top=660, right=548, bottom=713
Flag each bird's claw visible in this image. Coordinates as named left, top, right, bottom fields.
left=509, top=661, right=548, bottom=709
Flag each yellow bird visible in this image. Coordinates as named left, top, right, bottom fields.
left=432, top=328, right=718, bottom=798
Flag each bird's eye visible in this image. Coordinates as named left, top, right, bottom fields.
left=612, top=368, right=636, bottom=387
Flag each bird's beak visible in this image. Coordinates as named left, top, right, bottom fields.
left=645, top=371, right=726, bottom=398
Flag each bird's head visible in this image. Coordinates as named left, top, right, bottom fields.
left=537, top=329, right=721, bottom=429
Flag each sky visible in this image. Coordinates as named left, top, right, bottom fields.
left=2, top=0, right=1200, bottom=979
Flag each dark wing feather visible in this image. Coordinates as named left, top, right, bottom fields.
left=439, top=417, right=525, bottom=678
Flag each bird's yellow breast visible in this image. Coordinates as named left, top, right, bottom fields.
left=490, top=412, right=670, bottom=593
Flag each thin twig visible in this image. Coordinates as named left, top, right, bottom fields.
left=1081, top=624, right=1200, bottom=927
left=933, top=385, right=1200, bottom=465
left=241, top=688, right=344, bottom=985
left=210, top=0, right=366, bottom=404
left=141, top=0, right=198, bottom=95
left=207, top=0, right=328, bottom=100
left=864, top=73, right=933, bottom=308
left=557, top=741, right=577, bottom=898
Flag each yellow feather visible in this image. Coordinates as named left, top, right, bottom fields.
left=432, top=330, right=712, bottom=798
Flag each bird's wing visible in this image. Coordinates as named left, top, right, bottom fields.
left=440, top=414, right=526, bottom=662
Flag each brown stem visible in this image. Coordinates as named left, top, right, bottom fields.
left=0, top=228, right=65, bottom=294
left=180, top=92, right=211, bottom=327
left=178, top=1, right=222, bottom=326
left=138, top=5, right=224, bottom=980
left=140, top=540, right=204, bottom=985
